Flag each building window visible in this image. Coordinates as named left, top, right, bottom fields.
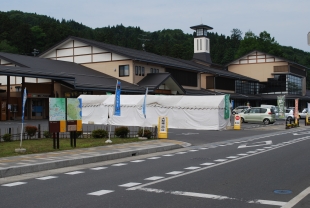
left=200, top=39, right=202, bottom=50
left=197, top=29, right=203, bottom=36
left=119, top=65, right=129, bottom=77
left=151, top=68, right=159, bottom=73
left=142, top=67, right=145, bottom=76
left=135, top=66, right=138, bottom=75
left=139, top=66, right=141, bottom=76
left=197, top=39, right=199, bottom=51
left=203, top=29, right=208, bottom=36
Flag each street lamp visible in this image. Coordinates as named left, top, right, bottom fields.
left=32, top=49, right=39, bottom=56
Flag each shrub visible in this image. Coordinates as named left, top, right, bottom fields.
left=138, top=129, right=152, bottom=139
left=43, top=131, right=52, bottom=138
left=25, top=125, right=38, bottom=137
left=92, top=129, right=108, bottom=138
left=115, top=126, right=130, bottom=138
left=2, top=133, right=11, bottom=142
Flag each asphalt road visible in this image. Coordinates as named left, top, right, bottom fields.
left=1, top=127, right=310, bottom=207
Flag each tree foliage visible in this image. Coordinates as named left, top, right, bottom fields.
left=1, top=10, right=310, bottom=87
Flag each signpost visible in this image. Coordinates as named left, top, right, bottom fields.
left=158, top=117, right=168, bottom=139
left=234, top=115, right=241, bottom=130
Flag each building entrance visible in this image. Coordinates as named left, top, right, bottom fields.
left=31, top=99, right=45, bottom=119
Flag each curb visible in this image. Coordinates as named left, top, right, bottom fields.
left=0, top=143, right=183, bottom=178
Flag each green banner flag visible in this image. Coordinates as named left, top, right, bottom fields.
left=277, top=95, right=285, bottom=119
left=224, top=94, right=230, bottom=119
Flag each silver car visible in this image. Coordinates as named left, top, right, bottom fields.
left=232, top=106, right=250, bottom=115
left=299, top=108, right=308, bottom=119
left=285, top=109, right=295, bottom=121
left=239, top=107, right=276, bottom=125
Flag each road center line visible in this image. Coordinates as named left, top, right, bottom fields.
left=127, top=136, right=310, bottom=191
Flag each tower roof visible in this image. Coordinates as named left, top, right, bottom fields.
left=190, top=24, right=213, bottom=30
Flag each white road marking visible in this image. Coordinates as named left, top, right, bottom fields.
left=200, top=148, right=208, bottom=150
left=219, top=145, right=226, bottom=146
left=238, top=140, right=272, bottom=148
left=119, top=182, right=142, bottom=187
left=147, top=157, right=161, bottom=160
left=162, top=154, right=173, bottom=156
left=145, top=176, right=164, bottom=181
left=175, top=152, right=187, bottom=154
left=282, top=186, right=310, bottom=208
left=264, top=147, right=272, bottom=149
left=130, top=160, right=145, bottom=163
left=65, top=171, right=84, bottom=175
left=2, top=182, right=27, bottom=187
left=184, top=166, right=201, bottom=170
left=189, top=150, right=199, bottom=152
left=238, top=154, right=248, bottom=156
left=112, top=163, right=127, bottom=166
left=166, top=171, right=184, bottom=175
left=247, top=151, right=257, bottom=154
left=214, top=159, right=228, bottom=162
left=87, top=190, right=114, bottom=196
left=135, top=188, right=286, bottom=206
left=36, top=176, right=58, bottom=180
left=256, top=149, right=265, bottom=151
left=248, top=199, right=286, bottom=206
left=226, top=156, right=238, bottom=159
left=200, top=163, right=215, bottom=166
left=128, top=136, right=310, bottom=192
left=90, top=167, right=107, bottom=170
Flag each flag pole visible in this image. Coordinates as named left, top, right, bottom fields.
left=106, top=80, right=121, bottom=143
left=142, top=88, right=148, bottom=137
left=20, top=87, right=27, bottom=148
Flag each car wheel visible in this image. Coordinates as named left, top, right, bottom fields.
left=287, top=117, right=293, bottom=122
left=232, top=111, right=236, bottom=115
left=241, top=118, right=244, bottom=123
left=263, top=119, right=270, bottom=125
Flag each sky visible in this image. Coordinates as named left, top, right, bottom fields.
left=2, top=0, right=310, bottom=52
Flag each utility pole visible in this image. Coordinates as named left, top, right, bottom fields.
left=32, top=49, right=39, bottom=56
left=308, top=32, right=310, bottom=46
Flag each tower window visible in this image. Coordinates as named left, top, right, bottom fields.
left=203, top=29, right=208, bottom=36
left=197, top=29, right=203, bottom=36
left=200, top=39, right=202, bottom=50
left=197, top=39, right=199, bottom=51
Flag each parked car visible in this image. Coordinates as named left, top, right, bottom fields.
left=232, top=106, right=250, bottom=115
left=299, top=108, right=308, bottom=119
left=285, top=109, right=295, bottom=121
left=238, top=107, right=276, bottom=125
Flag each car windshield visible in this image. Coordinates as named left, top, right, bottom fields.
left=302, top=108, right=308, bottom=113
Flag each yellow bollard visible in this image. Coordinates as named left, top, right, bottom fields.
left=158, top=117, right=168, bottom=139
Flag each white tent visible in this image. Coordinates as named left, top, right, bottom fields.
left=78, top=94, right=230, bottom=130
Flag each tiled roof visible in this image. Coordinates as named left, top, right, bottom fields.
left=137, top=73, right=185, bottom=94
left=0, top=52, right=144, bottom=93
left=69, top=36, right=259, bottom=82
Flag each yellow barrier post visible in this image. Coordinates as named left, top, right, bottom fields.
left=234, top=115, right=241, bottom=130
left=158, top=117, right=168, bottom=139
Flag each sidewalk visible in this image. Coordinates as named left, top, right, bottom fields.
left=0, top=139, right=190, bottom=178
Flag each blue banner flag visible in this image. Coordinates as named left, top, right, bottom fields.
left=22, top=88, right=27, bottom=122
left=114, top=80, right=121, bottom=116
left=142, top=87, right=148, bottom=118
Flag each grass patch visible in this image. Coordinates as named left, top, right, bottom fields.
left=0, top=137, right=152, bottom=158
